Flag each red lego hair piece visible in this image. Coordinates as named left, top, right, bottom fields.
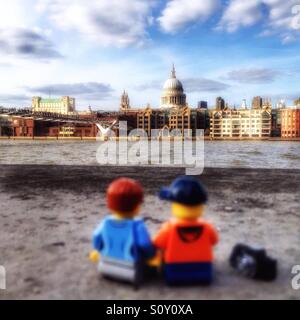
left=107, top=178, right=144, bottom=213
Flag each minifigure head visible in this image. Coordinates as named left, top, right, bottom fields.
left=107, top=178, right=144, bottom=218
left=159, top=176, right=208, bottom=220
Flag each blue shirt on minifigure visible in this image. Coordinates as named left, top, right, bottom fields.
left=93, top=215, right=155, bottom=263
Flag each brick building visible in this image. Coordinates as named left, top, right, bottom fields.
left=281, top=107, right=300, bottom=138
left=12, top=117, right=35, bottom=137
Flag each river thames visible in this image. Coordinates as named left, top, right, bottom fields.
left=0, top=140, right=299, bottom=169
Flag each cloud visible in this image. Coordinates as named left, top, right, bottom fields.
left=158, top=0, right=220, bottom=33
left=135, top=80, right=162, bottom=91
left=0, top=94, right=30, bottom=105
left=184, top=78, right=230, bottom=92
left=226, top=68, right=280, bottom=83
left=0, top=82, right=114, bottom=106
left=0, top=0, right=31, bottom=29
left=280, top=34, right=296, bottom=44
left=26, top=82, right=114, bottom=100
left=263, top=92, right=300, bottom=103
left=0, top=62, right=12, bottom=68
left=218, top=0, right=300, bottom=43
left=37, top=0, right=155, bottom=47
left=136, top=77, right=230, bottom=92
left=0, top=28, right=62, bottom=60
left=218, top=0, right=263, bottom=32
left=266, top=0, right=299, bottom=29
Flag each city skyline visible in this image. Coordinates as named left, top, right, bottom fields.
left=0, top=0, right=300, bottom=110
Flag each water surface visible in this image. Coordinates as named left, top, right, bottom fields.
left=0, top=140, right=299, bottom=169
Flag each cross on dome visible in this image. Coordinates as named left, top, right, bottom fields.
left=171, top=64, right=176, bottom=78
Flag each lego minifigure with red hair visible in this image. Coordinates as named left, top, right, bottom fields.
left=90, top=178, right=155, bottom=286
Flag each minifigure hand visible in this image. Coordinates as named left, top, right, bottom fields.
left=147, top=252, right=161, bottom=267
left=89, top=250, right=100, bottom=263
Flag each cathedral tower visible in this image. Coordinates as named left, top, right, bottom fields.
left=120, top=91, right=130, bottom=112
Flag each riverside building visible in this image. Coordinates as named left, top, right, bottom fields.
left=210, top=106, right=272, bottom=139
left=32, top=96, right=76, bottom=114
left=281, top=106, right=300, bottom=138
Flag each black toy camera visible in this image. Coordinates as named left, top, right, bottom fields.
left=229, top=243, right=277, bottom=281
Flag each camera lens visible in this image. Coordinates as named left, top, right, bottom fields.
left=236, top=254, right=257, bottom=278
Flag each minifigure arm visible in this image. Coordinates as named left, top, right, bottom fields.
left=135, top=221, right=156, bottom=259
left=92, top=222, right=104, bottom=251
left=153, top=222, right=171, bottom=250
left=90, top=222, right=104, bottom=263
left=208, top=224, right=219, bottom=246
left=149, top=222, right=171, bottom=267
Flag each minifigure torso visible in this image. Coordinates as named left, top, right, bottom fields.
left=154, top=218, right=218, bottom=285
left=93, top=216, right=154, bottom=262
left=154, top=218, right=218, bottom=264
left=93, top=215, right=154, bottom=284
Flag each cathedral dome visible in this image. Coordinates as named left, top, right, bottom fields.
left=163, top=77, right=183, bottom=91
left=160, top=64, right=187, bottom=109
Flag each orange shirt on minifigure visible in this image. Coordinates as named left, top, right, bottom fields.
left=154, top=218, right=218, bottom=264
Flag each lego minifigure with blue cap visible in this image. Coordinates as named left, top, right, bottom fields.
left=89, top=178, right=155, bottom=287
left=153, top=176, right=219, bottom=285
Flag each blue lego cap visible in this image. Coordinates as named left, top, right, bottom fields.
left=159, top=176, right=208, bottom=206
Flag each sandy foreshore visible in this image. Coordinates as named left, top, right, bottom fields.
left=0, top=165, right=299, bottom=300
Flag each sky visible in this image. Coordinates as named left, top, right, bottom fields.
left=0, top=0, right=300, bottom=110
